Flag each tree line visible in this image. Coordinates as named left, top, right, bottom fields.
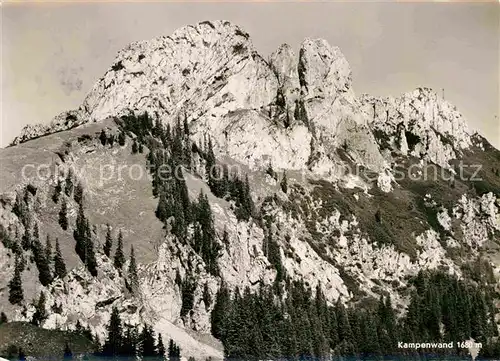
left=210, top=270, right=500, bottom=360
left=97, top=306, right=180, bottom=360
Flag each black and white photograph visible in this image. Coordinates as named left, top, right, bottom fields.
left=0, top=1, right=499, bottom=360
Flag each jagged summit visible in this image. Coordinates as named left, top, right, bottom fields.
left=12, top=20, right=478, bottom=175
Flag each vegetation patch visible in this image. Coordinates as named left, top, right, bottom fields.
left=0, top=322, right=96, bottom=359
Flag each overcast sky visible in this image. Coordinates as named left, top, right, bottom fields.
left=1, top=1, right=499, bottom=148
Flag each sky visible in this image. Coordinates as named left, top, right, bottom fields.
left=1, top=1, right=499, bottom=148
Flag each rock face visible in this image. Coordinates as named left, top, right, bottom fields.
left=3, top=20, right=499, bottom=360
left=360, top=88, right=472, bottom=168
left=12, top=21, right=386, bottom=177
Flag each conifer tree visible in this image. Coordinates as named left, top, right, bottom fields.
left=21, top=226, right=31, bottom=250
left=118, top=131, right=126, bottom=146
left=128, top=245, right=139, bottom=294
left=168, top=339, right=181, bottom=361
left=74, top=182, right=84, bottom=205
left=52, top=180, right=62, bottom=204
left=335, top=299, right=353, bottom=347
left=140, top=324, right=157, bottom=357
left=73, top=204, right=97, bottom=276
left=104, top=224, right=112, bottom=257
left=8, top=256, right=23, bottom=305
left=114, top=230, right=125, bottom=270
left=205, top=138, right=217, bottom=193
left=280, top=171, right=288, bottom=194
left=203, top=282, right=212, bottom=310
left=0, top=312, right=7, bottom=325
left=59, top=199, right=68, bottom=230
left=132, top=140, right=138, bottom=154
left=32, top=230, right=52, bottom=286
left=99, top=129, right=107, bottom=146
left=65, top=169, right=74, bottom=196
left=45, top=235, right=52, bottom=269
left=284, top=107, right=291, bottom=128
left=53, top=238, right=67, bottom=279
left=31, top=291, right=47, bottom=326
left=74, top=202, right=87, bottom=262
left=155, top=193, right=170, bottom=223
left=211, top=283, right=230, bottom=339
left=12, top=193, right=25, bottom=221
left=102, top=307, right=123, bottom=357
left=180, top=274, right=197, bottom=318
left=157, top=334, right=166, bottom=359
left=121, top=323, right=139, bottom=357
left=84, top=219, right=98, bottom=277
left=33, top=222, right=40, bottom=246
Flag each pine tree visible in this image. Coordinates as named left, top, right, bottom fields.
left=31, top=291, right=47, bottom=326
left=205, top=138, right=217, bottom=193
left=118, top=131, right=126, bottom=146
left=45, top=235, right=52, bottom=269
left=52, top=180, right=62, bottom=204
left=84, top=219, right=98, bottom=277
left=104, top=224, right=112, bottom=257
left=280, top=171, right=288, bottom=194
left=99, top=129, right=107, bottom=146
left=168, top=339, right=181, bottom=361
left=140, top=324, right=157, bottom=357
left=203, top=282, right=212, bottom=310
left=12, top=193, right=25, bottom=221
left=102, top=307, right=123, bottom=357
left=121, top=323, right=139, bottom=357
left=157, top=333, right=166, bottom=359
left=284, top=107, right=290, bottom=128
left=0, top=312, right=7, bottom=325
left=73, top=204, right=97, bottom=276
left=21, top=225, right=31, bottom=250
left=53, top=238, right=67, bottom=279
left=155, top=193, right=170, bottom=223
left=74, top=182, right=84, bottom=205
left=211, top=283, right=230, bottom=339
left=335, top=299, right=353, bottom=347
left=33, top=222, right=40, bottom=245
left=74, top=202, right=87, bottom=262
left=9, top=256, right=24, bottom=305
left=241, top=175, right=254, bottom=220
left=128, top=245, right=139, bottom=294
left=32, top=231, right=52, bottom=286
left=65, top=169, right=74, bottom=196
left=114, top=230, right=125, bottom=270
left=59, top=199, right=68, bottom=230
left=132, top=140, right=138, bottom=154
left=180, top=274, right=197, bottom=318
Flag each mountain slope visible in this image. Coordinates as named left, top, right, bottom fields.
left=2, top=20, right=499, bottom=360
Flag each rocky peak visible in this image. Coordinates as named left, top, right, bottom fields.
left=360, top=87, right=472, bottom=167
left=298, top=38, right=353, bottom=98
left=9, top=21, right=479, bottom=176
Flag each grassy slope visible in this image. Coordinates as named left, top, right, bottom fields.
left=0, top=322, right=95, bottom=359
left=0, top=119, right=164, bottom=313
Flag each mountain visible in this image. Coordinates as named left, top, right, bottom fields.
left=1, top=20, right=499, bottom=360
